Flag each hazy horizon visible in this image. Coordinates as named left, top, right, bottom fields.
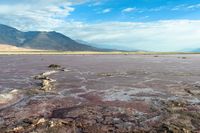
left=0, top=0, right=200, bottom=52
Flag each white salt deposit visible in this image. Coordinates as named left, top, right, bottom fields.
left=102, top=87, right=164, bottom=101
left=0, top=89, right=18, bottom=104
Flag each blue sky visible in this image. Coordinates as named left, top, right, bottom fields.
left=70, top=0, right=200, bottom=22
left=0, top=0, right=200, bottom=51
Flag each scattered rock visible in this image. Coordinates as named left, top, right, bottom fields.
left=13, top=126, right=24, bottom=132
left=34, top=71, right=58, bottom=80
left=42, top=70, right=58, bottom=76
left=22, top=118, right=33, bottom=126
left=34, top=75, right=47, bottom=80
left=184, top=88, right=194, bottom=95
left=48, top=64, right=61, bottom=69
left=155, top=123, right=191, bottom=133
left=167, top=100, right=186, bottom=108
left=36, top=118, right=46, bottom=125
left=60, top=68, right=70, bottom=72
left=178, top=57, right=187, bottom=59
left=34, top=70, right=59, bottom=92
left=33, top=65, right=70, bottom=92
left=41, top=79, right=53, bottom=91
left=97, top=73, right=113, bottom=77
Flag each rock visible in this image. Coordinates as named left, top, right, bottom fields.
left=155, top=123, right=191, bottom=133
left=36, top=118, right=46, bottom=125
left=96, top=117, right=104, bottom=123
left=21, top=118, right=33, bottom=127
left=42, top=80, right=50, bottom=87
left=42, top=70, right=58, bottom=76
left=178, top=57, right=187, bottom=59
left=34, top=70, right=58, bottom=80
left=113, top=118, right=123, bottom=124
left=34, top=70, right=58, bottom=91
left=10, top=89, right=19, bottom=94
left=48, top=64, right=61, bottom=69
left=34, top=75, right=47, bottom=80
left=13, top=126, right=24, bottom=132
left=48, top=64, right=70, bottom=72
left=102, top=116, right=113, bottom=125
left=167, top=100, right=186, bottom=108
left=41, top=80, right=53, bottom=91
left=185, top=86, right=200, bottom=96
left=98, top=73, right=113, bottom=77
left=60, top=68, right=70, bottom=72
left=184, top=89, right=195, bottom=95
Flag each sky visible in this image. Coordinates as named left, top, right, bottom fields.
left=0, top=0, right=200, bottom=51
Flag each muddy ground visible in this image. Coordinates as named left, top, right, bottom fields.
left=0, top=54, right=199, bottom=133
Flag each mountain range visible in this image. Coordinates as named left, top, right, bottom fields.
left=1, top=24, right=199, bottom=52
left=0, top=24, right=103, bottom=51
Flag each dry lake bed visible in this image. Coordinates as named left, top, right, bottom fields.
left=0, top=54, right=199, bottom=133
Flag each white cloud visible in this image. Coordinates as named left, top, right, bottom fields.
left=0, top=0, right=88, bottom=5
left=59, top=20, right=200, bottom=52
left=122, top=8, right=135, bottom=13
left=187, top=3, right=200, bottom=9
left=0, top=1, right=200, bottom=51
left=171, top=4, right=186, bottom=11
left=149, top=6, right=166, bottom=12
left=0, top=0, right=76, bottom=31
left=89, top=1, right=103, bottom=6
left=171, top=4, right=200, bottom=11
left=1, top=14, right=200, bottom=51
left=102, top=8, right=111, bottom=13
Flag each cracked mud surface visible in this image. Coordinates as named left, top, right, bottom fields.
left=0, top=54, right=200, bottom=133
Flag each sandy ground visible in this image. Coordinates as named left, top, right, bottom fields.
left=0, top=54, right=199, bottom=132
left=0, top=44, right=41, bottom=51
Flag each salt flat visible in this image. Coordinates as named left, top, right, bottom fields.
left=0, top=54, right=199, bottom=132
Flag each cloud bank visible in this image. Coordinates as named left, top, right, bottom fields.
left=0, top=0, right=200, bottom=51
left=61, top=20, right=200, bottom=52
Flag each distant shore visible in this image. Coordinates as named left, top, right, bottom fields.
left=0, top=51, right=199, bottom=55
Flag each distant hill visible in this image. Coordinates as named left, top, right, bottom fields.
left=0, top=24, right=102, bottom=51
left=182, top=48, right=200, bottom=53
left=191, top=49, right=200, bottom=52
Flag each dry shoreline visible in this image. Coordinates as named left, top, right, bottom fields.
left=0, top=51, right=199, bottom=55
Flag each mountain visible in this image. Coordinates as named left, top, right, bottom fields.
left=181, top=48, right=200, bottom=52
left=0, top=24, right=99, bottom=51
left=76, top=40, right=120, bottom=51
left=0, top=24, right=24, bottom=46
left=191, top=49, right=200, bottom=52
